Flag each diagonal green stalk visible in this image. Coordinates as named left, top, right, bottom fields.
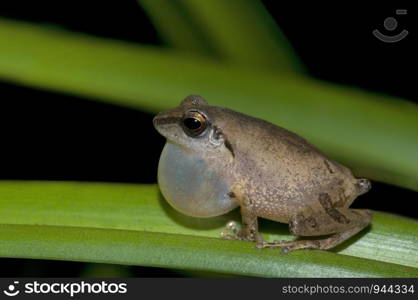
left=0, top=19, right=417, bottom=190
left=138, top=0, right=304, bottom=72
left=0, top=181, right=417, bottom=275
left=136, top=0, right=216, bottom=56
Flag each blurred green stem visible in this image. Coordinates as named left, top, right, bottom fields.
left=138, top=0, right=304, bottom=72
left=137, top=0, right=215, bottom=56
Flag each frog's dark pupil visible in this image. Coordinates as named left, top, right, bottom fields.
left=184, top=117, right=201, bottom=130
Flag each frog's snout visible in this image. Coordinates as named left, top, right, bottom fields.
left=356, top=178, right=371, bottom=195
left=152, top=114, right=162, bottom=128
left=153, top=114, right=165, bottom=137
left=153, top=114, right=170, bottom=130
left=153, top=110, right=182, bottom=128
left=152, top=115, right=158, bottom=128
left=153, top=112, right=184, bottom=141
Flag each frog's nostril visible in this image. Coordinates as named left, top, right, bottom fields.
left=357, top=178, right=371, bottom=195
left=153, top=115, right=166, bottom=127
left=153, top=115, right=181, bottom=127
left=152, top=115, right=159, bottom=126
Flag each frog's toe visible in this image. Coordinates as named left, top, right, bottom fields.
left=225, top=221, right=241, bottom=234
left=281, top=246, right=292, bottom=254
left=256, top=239, right=296, bottom=249
left=255, top=241, right=269, bottom=249
left=220, top=231, right=236, bottom=240
left=220, top=221, right=242, bottom=240
left=281, top=244, right=311, bottom=254
left=256, top=240, right=299, bottom=254
left=220, top=231, right=247, bottom=241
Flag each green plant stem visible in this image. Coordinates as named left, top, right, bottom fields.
left=136, top=0, right=215, bottom=56
left=0, top=181, right=417, bottom=275
left=2, top=224, right=417, bottom=277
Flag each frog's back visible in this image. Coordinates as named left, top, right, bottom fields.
left=214, top=107, right=362, bottom=222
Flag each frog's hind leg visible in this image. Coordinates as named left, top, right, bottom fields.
left=257, top=207, right=372, bottom=253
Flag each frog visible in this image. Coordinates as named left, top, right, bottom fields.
left=153, top=95, right=372, bottom=253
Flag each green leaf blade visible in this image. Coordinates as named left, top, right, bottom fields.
left=1, top=224, right=417, bottom=277
left=1, top=181, right=417, bottom=276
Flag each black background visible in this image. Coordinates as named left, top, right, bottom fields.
left=0, top=1, right=416, bottom=276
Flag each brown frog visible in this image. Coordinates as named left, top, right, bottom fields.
left=153, top=95, right=372, bottom=253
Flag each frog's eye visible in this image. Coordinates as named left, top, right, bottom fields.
left=182, top=111, right=207, bottom=136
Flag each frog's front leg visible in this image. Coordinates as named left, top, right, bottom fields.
left=221, top=189, right=264, bottom=243
left=258, top=206, right=372, bottom=253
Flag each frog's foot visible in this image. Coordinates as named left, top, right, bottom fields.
left=255, top=240, right=299, bottom=253
left=220, top=221, right=245, bottom=240
left=256, top=239, right=320, bottom=254
left=220, top=220, right=261, bottom=242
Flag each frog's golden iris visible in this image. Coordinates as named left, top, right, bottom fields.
left=182, top=111, right=207, bottom=136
